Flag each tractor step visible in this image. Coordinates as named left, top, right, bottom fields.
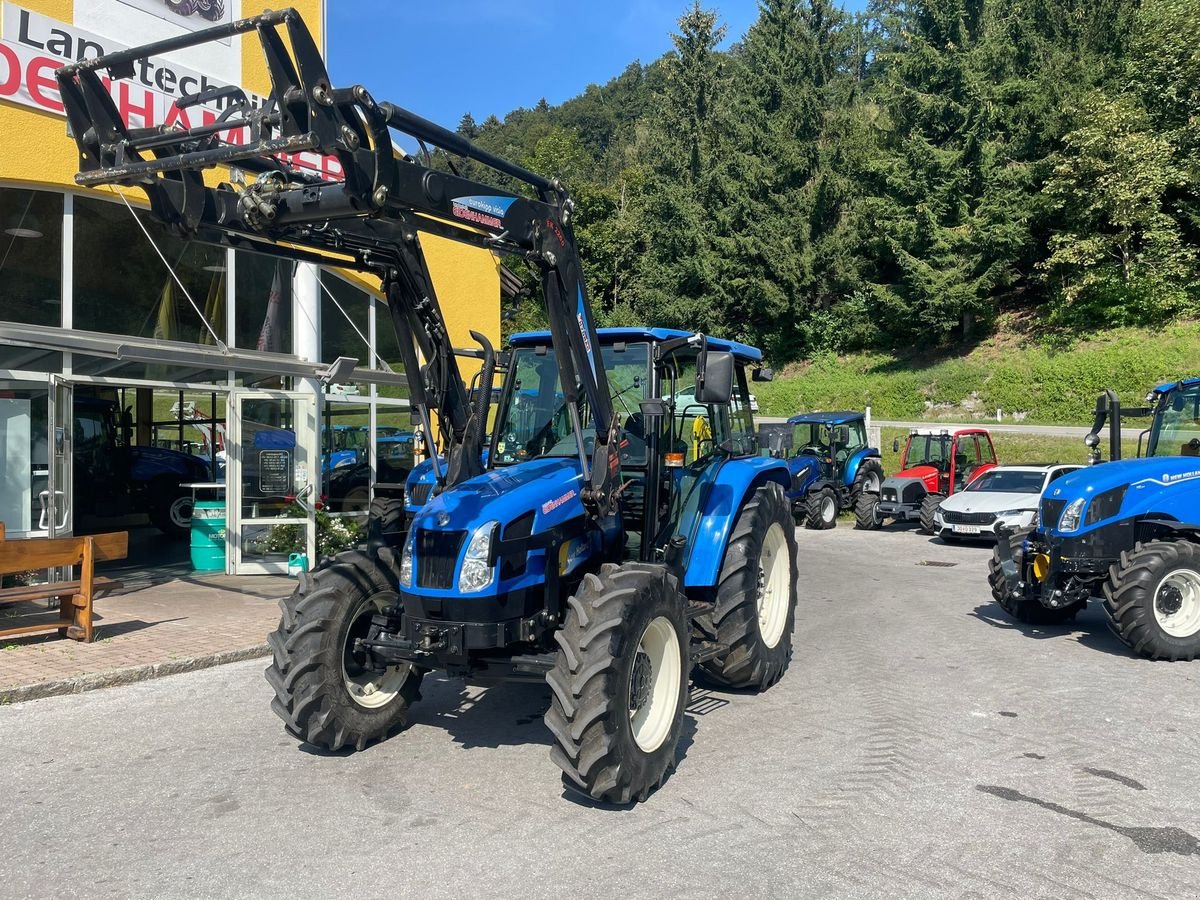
left=510, top=652, right=557, bottom=675
left=686, top=600, right=714, bottom=621
left=689, top=640, right=729, bottom=666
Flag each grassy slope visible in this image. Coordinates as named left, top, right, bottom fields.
left=756, top=322, right=1200, bottom=425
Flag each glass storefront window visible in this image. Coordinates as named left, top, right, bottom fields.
left=320, top=272, right=371, bottom=367
left=373, top=297, right=410, bottom=402
left=321, top=400, right=371, bottom=516
left=74, top=196, right=226, bottom=343
left=0, top=188, right=63, bottom=327
left=236, top=252, right=293, bottom=354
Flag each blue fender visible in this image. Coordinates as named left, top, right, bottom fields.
left=843, top=448, right=881, bottom=488
left=784, top=455, right=821, bottom=502
left=684, top=457, right=791, bottom=589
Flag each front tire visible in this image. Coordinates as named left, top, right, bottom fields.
left=988, top=533, right=1082, bottom=625
left=695, top=483, right=797, bottom=690
left=545, top=563, right=688, bottom=804
left=918, top=493, right=943, bottom=535
left=854, top=491, right=883, bottom=530
left=804, top=486, right=838, bottom=530
left=367, top=496, right=407, bottom=556
left=1103, top=540, right=1200, bottom=661
left=265, top=551, right=421, bottom=751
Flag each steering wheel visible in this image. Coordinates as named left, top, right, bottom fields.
left=799, top=444, right=824, bottom=457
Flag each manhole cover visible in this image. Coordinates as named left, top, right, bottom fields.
left=917, top=560, right=958, bottom=568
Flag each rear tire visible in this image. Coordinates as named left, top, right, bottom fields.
left=695, top=483, right=797, bottom=690
left=804, top=486, right=838, bottom=530
left=850, top=458, right=884, bottom=507
left=265, top=551, right=421, bottom=751
left=918, top=493, right=943, bottom=535
left=988, top=533, right=1082, bottom=625
left=545, top=563, right=688, bottom=804
left=1103, top=540, right=1200, bottom=661
left=854, top=491, right=883, bottom=530
left=150, top=489, right=193, bottom=539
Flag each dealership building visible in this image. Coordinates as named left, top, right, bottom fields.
left=0, top=0, right=500, bottom=576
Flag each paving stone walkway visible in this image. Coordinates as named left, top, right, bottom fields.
left=0, top=573, right=289, bottom=702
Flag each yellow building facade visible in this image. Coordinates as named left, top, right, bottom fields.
left=0, top=0, right=499, bottom=574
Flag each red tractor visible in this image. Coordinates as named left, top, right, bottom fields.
left=855, top=428, right=998, bottom=533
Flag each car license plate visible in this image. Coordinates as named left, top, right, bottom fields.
left=953, top=524, right=981, bottom=534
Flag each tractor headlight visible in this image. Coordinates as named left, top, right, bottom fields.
left=398, top=532, right=414, bottom=588
left=1058, top=497, right=1086, bottom=533
left=458, top=521, right=498, bottom=593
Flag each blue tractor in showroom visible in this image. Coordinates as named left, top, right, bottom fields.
left=57, top=9, right=799, bottom=803
left=990, top=382, right=1200, bottom=660
left=762, top=412, right=884, bottom=529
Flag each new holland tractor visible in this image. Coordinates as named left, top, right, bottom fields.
left=56, top=9, right=799, bottom=803
left=990, top=383, right=1200, bottom=660
left=856, top=428, right=998, bottom=533
left=761, top=412, right=884, bottom=529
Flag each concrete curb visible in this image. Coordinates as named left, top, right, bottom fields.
left=0, top=644, right=270, bottom=705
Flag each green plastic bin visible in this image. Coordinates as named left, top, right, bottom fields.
left=190, top=499, right=227, bottom=572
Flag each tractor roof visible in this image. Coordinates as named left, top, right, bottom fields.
left=786, top=411, right=865, bottom=426
left=908, top=427, right=992, bottom=438
left=1154, top=377, right=1200, bottom=394
left=510, top=328, right=763, bottom=363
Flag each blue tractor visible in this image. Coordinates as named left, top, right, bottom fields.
left=762, top=412, right=884, bottom=529
left=58, top=11, right=799, bottom=803
left=990, top=381, right=1200, bottom=660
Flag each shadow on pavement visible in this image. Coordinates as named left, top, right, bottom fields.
left=970, top=601, right=1134, bottom=657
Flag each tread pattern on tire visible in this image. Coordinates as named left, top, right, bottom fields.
left=1103, top=539, right=1200, bottom=661
left=987, top=532, right=1082, bottom=626
left=804, top=486, right=838, bottom=530
left=367, top=497, right=407, bottom=556
left=265, top=550, right=420, bottom=752
left=917, top=493, right=943, bottom=535
left=545, top=562, right=687, bottom=804
left=695, top=482, right=798, bottom=690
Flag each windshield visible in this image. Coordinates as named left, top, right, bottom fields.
left=1150, top=385, right=1200, bottom=457
left=906, top=434, right=951, bottom=467
left=966, top=470, right=1046, bottom=493
left=492, top=343, right=650, bottom=465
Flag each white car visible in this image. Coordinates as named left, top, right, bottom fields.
left=933, top=464, right=1083, bottom=541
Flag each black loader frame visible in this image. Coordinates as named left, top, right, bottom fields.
left=56, top=7, right=619, bottom=516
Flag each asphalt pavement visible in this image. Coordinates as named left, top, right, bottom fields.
left=3, top=525, right=1198, bottom=899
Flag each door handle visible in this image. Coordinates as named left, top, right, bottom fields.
left=39, top=490, right=68, bottom=531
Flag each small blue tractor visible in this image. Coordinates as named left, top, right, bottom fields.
left=58, top=9, right=800, bottom=803
left=990, top=383, right=1200, bottom=660
left=762, top=412, right=884, bottom=529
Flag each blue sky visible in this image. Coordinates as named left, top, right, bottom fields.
left=327, top=1, right=869, bottom=133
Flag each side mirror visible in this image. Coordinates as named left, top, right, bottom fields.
left=892, top=437, right=900, bottom=453
left=752, top=367, right=774, bottom=383
left=695, top=350, right=734, bottom=405
left=835, top=426, right=849, bottom=446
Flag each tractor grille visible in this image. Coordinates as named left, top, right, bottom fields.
left=902, top=482, right=925, bottom=504
left=941, top=510, right=996, bottom=526
left=1041, top=498, right=1067, bottom=530
left=416, top=529, right=466, bottom=589
left=408, top=482, right=432, bottom=506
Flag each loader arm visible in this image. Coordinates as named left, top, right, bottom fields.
left=55, top=7, right=617, bottom=508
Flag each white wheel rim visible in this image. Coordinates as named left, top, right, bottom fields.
left=821, top=495, right=836, bottom=522
left=865, top=471, right=880, bottom=493
left=170, top=496, right=192, bottom=528
left=342, top=593, right=411, bottom=709
left=757, top=523, right=790, bottom=648
left=628, top=616, right=682, bottom=753
left=1153, top=569, right=1200, bottom=638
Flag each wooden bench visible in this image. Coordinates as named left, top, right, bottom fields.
left=0, top=522, right=128, bottom=643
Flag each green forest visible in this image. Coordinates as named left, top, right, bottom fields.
left=444, top=0, right=1200, bottom=368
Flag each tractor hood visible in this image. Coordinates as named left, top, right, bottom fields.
left=1045, top=456, right=1200, bottom=535
left=129, top=445, right=213, bottom=482
left=409, top=457, right=586, bottom=538
left=887, top=466, right=940, bottom=492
